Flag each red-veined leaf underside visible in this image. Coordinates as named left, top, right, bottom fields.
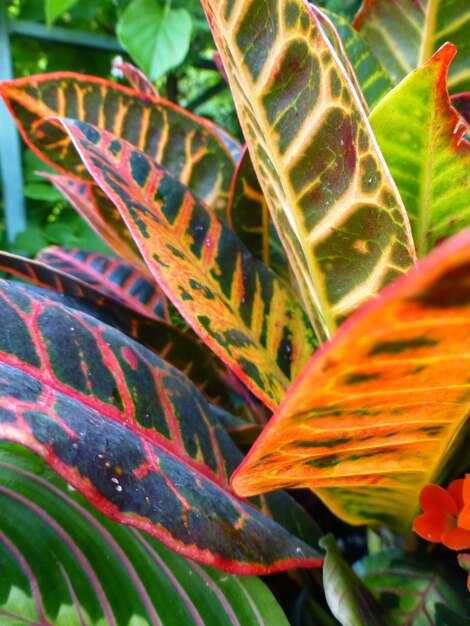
left=200, top=0, right=416, bottom=343
left=0, top=72, right=234, bottom=211
left=0, top=280, right=323, bottom=574
left=59, top=119, right=316, bottom=410
left=232, top=228, right=470, bottom=533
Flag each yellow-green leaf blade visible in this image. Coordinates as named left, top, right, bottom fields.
left=353, top=0, right=470, bottom=93
left=232, top=228, right=470, bottom=532
left=201, top=0, right=415, bottom=342
left=370, top=44, right=470, bottom=257
left=62, top=119, right=316, bottom=409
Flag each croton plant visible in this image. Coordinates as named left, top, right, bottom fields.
left=1, top=0, right=470, bottom=624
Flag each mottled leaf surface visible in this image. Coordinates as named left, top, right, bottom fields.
left=36, top=246, right=168, bottom=320
left=0, top=280, right=322, bottom=574
left=201, top=0, right=415, bottom=342
left=371, top=44, right=470, bottom=256
left=0, top=72, right=234, bottom=210
left=0, top=443, right=291, bottom=625
left=232, top=228, right=470, bottom=532
left=61, top=119, right=316, bottom=410
left=319, top=8, right=393, bottom=110
left=353, top=0, right=470, bottom=93
left=354, top=550, right=467, bottom=625
left=227, top=146, right=288, bottom=280
left=320, top=535, right=387, bottom=626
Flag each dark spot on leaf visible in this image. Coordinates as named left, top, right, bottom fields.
left=343, top=372, right=380, bottom=385
left=368, top=336, right=438, bottom=356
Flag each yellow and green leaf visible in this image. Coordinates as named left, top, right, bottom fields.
left=370, top=44, right=470, bottom=257
left=232, top=228, right=470, bottom=533
left=353, top=0, right=470, bottom=93
left=62, top=119, right=316, bottom=409
left=0, top=72, right=235, bottom=210
left=200, top=0, right=416, bottom=342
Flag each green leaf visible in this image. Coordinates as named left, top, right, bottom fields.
left=370, top=44, right=470, bottom=256
left=353, top=0, right=470, bottom=93
left=0, top=442, right=290, bottom=625
left=232, top=227, right=470, bottom=532
left=45, top=0, right=78, bottom=25
left=60, top=119, right=316, bottom=410
left=319, top=535, right=388, bottom=626
left=117, top=0, right=193, bottom=80
left=319, top=8, right=394, bottom=110
left=354, top=550, right=467, bottom=625
left=0, top=279, right=323, bottom=574
left=200, top=0, right=416, bottom=342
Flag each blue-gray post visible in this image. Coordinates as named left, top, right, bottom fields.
left=0, top=0, right=26, bottom=243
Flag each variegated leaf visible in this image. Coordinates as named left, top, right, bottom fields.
left=41, top=172, right=149, bottom=273
left=370, top=44, right=470, bottom=256
left=353, top=0, right=470, bottom=93
left=60, top=119, right=316, bottom=410
left=0, top=252, right=237, bottom=408
left=0, top=280, right=323, bottom=574
left=200, top=0, right=415, bottom=342
left=232, top=228, right=470, bottom=533
left=0, top=72, right=234, bottom=210
left=36, top=246, right=168, bottom=320
left=227, top=146, right=288, bottom=280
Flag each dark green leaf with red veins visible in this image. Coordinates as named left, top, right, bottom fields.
left=320, top=535, right=387, bottom=626
left=61, top=120, right=316, bottom=410
left=41, top=172, right=148, bottom=272
left=0, top=443, right=291, bottom=626
left=200, top=0, right=415, bottom=343
left=0, top=280, right=323, bottom=574
left=318, top=8, right=394, bottom=110
left=227, top=146, right=289, bottom=280
left=353, top=0, right=470, bottom=94
left=36, top=246, right=168, bottom=321
left=354, top=550, right=467, bottom=625
left=452, top=93, right=470, bottom=125
left=113, top=61, right=160, bottom=97
left=0, top=72, right=234, bottom=211
left=232, top=227, right=470, bottom=533
left=0, top=252, right=237, bottom=409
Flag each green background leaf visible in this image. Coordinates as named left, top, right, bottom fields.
left=0, top=442, right=290, bottom=625
left=117, top=0, right=193, bottom=80
left=45, top=0, right=78, bottom=25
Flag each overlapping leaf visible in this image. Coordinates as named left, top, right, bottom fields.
left=60, top=119, right=316, bottom=409
left=113, top=60, right=160, bottom=97
left=227, top=146, right=288, bottom=279
left=370, top=44, right=470, bottom=256
left=41, top=172, right=149, bottom=271
left=0, top=72, right=234, bottom=210
left=0, top=443, right=290, bottom=625
left=0, top=252, right=239, bottom=408
left=0, top=280, right=323, bottom=574
left=36, top=246, right=168, bottom=320
left=232, top=228, right=470, bottom=532
left=200, top=0, right=415, bottom=342
left=353, top=0, right=470, bottom=93
left=452, top=92, right=470, bottom=124
left=318, top=8, right=393, bottom=110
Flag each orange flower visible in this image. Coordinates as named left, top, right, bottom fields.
left=413, top=478, right=470, bottom=550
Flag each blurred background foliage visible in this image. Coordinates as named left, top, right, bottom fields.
left=0, top=0, right=361, bottom=257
